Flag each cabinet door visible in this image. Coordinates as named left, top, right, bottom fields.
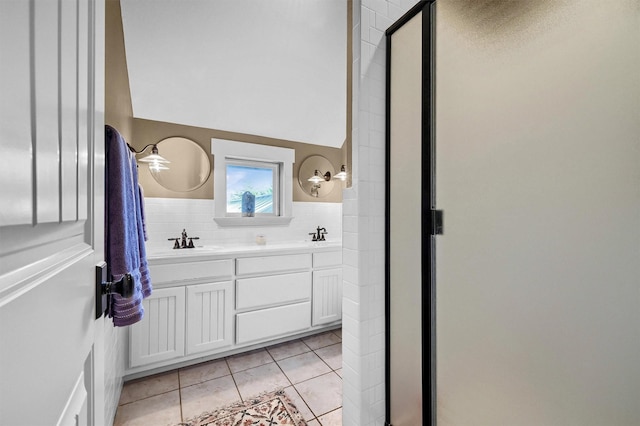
left=130, top=287, right=186, bottom=367
left=187, top=281, right=234, bottom=355
left=312, top=267, right=343, bottom=326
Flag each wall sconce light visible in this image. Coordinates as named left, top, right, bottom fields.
left=308, top=169, right=332, bottom=183
left=298, top=155, right=336, bottom=198
left=130, top=143, right=170, bottom=172
left=333, top=165, right=347, bottom=181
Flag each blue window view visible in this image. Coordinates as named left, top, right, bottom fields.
left=226, top=164, right=274, bottom=214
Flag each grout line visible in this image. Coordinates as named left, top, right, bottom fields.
left=300, top=338, right=313, bottom=351
left=313, top=341, right=343, bottom=373
left=224, top=357, right=243, bottom=402
left=265, top=339, right=313, bottom=362
left=317, top=406, right=342, bottom=424
left=226, top=348, right=273, bottom=374
left=291, top=372, right=343, bottom=422
left=271, top=351, right=295, bottom=389
left=265, top=346, right=276, bottom=363
left=291, top=370, right=339, bottom=387
left=117, top=386, right=180, bottom=407
left=176, top=368, right=185, bottom=422
left=269, top=351, right=322, bottom=422
left=313, top=348, right=336, bottom=373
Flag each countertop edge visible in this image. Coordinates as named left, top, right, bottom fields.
left=146, top=241, right=342, bottom=263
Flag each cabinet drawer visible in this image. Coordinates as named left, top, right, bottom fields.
left=236, top=254, right=311, bottom=276
left=149, top=259, right=233, bottom=284
left=236, top=272, right=311, bottom=310
left=236, top=302, right=311, bottom=344
left=313, top=250, right=342, bottom=268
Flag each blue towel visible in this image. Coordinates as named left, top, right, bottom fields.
left=105, top=125, right=152, bottom=326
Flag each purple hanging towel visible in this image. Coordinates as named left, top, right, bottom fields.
left=105, top=125, right=152, bottom=326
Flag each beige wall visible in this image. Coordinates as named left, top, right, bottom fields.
left=105, top=0, right=133, bottom=144
left=131, top=118, right=347, bottom=202
left=105, top=0, right=350, bottom=202
left=345, top=0, right=353, bottom=189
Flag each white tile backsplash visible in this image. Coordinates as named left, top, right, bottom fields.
left=143, top=198, right=342, bottom=251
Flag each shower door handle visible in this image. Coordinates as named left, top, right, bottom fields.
left=431, top=210, right=443, bottom=235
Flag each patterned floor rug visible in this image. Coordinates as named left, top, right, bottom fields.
left=177, top=389, right=307, bottom=426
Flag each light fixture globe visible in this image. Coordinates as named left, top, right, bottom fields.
left=333, top=165, right=347, bottom=181
left=308, top=169, right=331, bottom=183
left=137, top=145, right=170, bottom=165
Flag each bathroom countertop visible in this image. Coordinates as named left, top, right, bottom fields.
left=146, top=240, right=342, bottom=262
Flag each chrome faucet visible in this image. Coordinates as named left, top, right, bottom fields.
left=168, top=229, right=200, bottom=249
left=309, top=226, right=328, bottom=242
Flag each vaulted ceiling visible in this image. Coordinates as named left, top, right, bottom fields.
left=120, top=0, right=347, bottom=148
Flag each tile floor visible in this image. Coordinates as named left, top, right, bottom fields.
left=114, top=329, right=342, bottom=426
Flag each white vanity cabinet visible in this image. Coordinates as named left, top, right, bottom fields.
left=128, top=258, right=234, bottom=370
left=127, top=245, right=342, bottom=378
left=312, top=250, right=343, bottom=326
left=235, top=254, right=312, bottom=344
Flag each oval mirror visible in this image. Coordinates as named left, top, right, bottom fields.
left=298, top=155, right=335, bottom=198
left=150, top=137, right=211, bottom=192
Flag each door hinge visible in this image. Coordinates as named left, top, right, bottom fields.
left=431, top=209, right=443, bottom=235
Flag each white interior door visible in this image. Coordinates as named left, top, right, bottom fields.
left=0, top=0, right=106, bottom=424
left=434, top=1, right=640, bottom=424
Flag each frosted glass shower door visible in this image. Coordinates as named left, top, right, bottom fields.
left=386, top=2, right=434, bottom=425
left=434, top=1, right=640, bottom=425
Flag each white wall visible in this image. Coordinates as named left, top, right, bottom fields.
left=435, top=0, right=640, bottom=424
left=120, top=0, right=346, bottom=148
left=343, top=0, right=418, bottom=425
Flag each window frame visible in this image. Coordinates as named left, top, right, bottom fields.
left=211, top=138, right=294, bottom=227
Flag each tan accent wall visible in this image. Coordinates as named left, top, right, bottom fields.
left=131, top=118, right=346, bottom=202
left=105, top=0, right=133, bottom=144
left=346, top=0, right=353, bottom=189
left=106, top=0, right=350, bottom=202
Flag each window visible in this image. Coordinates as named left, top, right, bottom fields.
left=211, top=139, right=294, bottom=226
left=225, top=159, right=279, bottom=216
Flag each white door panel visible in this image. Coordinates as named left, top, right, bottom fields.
left=0, top=0, right=32, bottom=226
left=57, top=372, right=88, bottom=426
left=0, top=0, right=106, bottom=425
left=34, top=0, right=62, bottom=223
